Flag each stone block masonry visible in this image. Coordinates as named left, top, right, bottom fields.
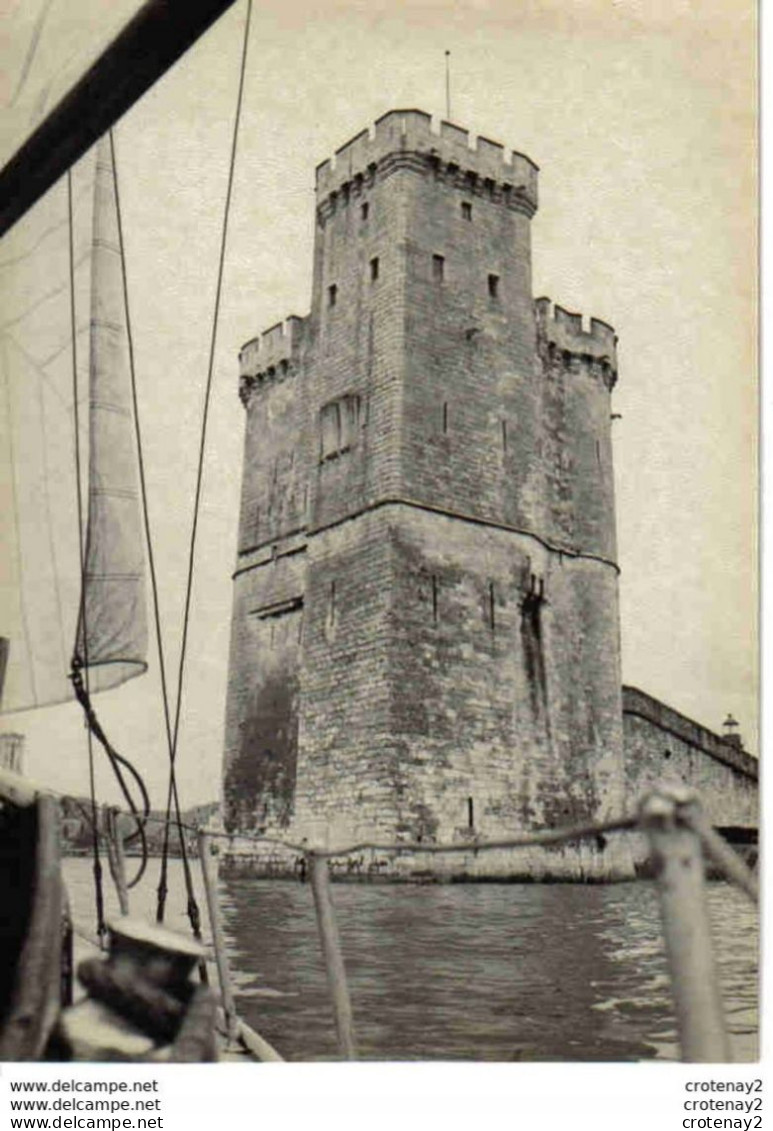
left=621, top=686, right=758, bottom=870
left=222, top=109, right=756, bottom=880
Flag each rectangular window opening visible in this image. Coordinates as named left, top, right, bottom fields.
left=328, top=283, right=337, bottom=307
left=339, top=393, right=361, bottom=451
left=467, top=797, right=474, bottom=830
left=442, top=402, right=449, bottom=433
left=461, top=201, right=472, bottom=221
left=501, top=419, right=507, bottom=451
left=361, top=201, right=369, bottom=221
left=432, top=254, right=445, bottom=283
left=370, top=256, right=379, bottom=282
left=489, top=582, right=496, bottom=631
left=320, top=401, right=341, bottom=460
left=488, top=273, right=500, bottom=299
left=320, top=393, right=361, bottom=461
left=431, top=574, right=439, bottom=623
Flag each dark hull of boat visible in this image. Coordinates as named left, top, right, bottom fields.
left=0, top=793, right=68, bottom=1059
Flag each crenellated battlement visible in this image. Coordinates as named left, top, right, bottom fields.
left=239, top=315, right=307, bottom=406
left=315, top=109, right=538, bottom=216
left=535, top=298, right=617, bottom=388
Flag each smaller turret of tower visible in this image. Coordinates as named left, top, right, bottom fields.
left=535, top=298, right=619, bottom=562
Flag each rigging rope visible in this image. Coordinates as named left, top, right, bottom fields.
left=108, top=129, right=202, bottom=949
left=69, top=663, right=150, bottom=888
left=157, top=0, right=253, bottom=927
left=67, top=168, right=105, bottom=937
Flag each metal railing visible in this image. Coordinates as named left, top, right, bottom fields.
left=293, top=784, right=756, bottom=1063
left=0, top=765, right=758, bottom=1064
left=152, top=783, right=759, bottom=1064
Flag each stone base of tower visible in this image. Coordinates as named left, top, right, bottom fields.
left=220, top=829, right=636, bottom=882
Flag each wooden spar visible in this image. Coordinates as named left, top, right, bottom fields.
left=102, top=832, right=122, bottom=912
left=104, top=809, right=130, bottom=916
left=112, top=811, right=130, bottom=913
left=640, top=786, right=731, bottom=1062
left=0, top=0, right=240, bottom=237
left=197, top=832, right=238, bottom=1043
left=309, top=853, right=357, bottom=1060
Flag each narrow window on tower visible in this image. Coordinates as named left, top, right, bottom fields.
left=488, top=273, right=500, bottom=299
left=328, top=283, right=337, bottom=307
left=370, top=257, right=379, bottom=282
left=320, top=401, right=340, bottom=460
left=501, top=419, right=508, bottom=451
left=432, top=254, right=445, bottom=283
left=488, top=582, right=496, bottom=631
left=339, top=393, right=361, bottom=451
left=461, top=201, right=472, bottom=221
left=361, top=201, right=369, bottom=221
left=467, top=797, right=474, bottom=830
left=596, top=439, right=601, bottom=466
left=325, top=580, right=337, bottom=640
left=442, top=402, right=449, bottom=433
left=431, top=574, right=439, bottom=623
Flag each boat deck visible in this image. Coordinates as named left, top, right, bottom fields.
left=71, top=924, right=279, bottom=1062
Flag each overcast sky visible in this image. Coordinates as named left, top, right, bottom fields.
left=2, top=0, right=757, bottom=808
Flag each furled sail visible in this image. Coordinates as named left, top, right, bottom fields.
left=72, top=136, right=147, bottom=691
left=0, top=135, right=147, bottom=713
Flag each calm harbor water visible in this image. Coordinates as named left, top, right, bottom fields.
left=64, top=857, right=758, bottom=1062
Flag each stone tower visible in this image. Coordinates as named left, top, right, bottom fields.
left=223, top=110, right=632, bottom=879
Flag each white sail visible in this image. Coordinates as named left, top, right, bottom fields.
left=0, top=136, right=147, bottom=713
left=73, top=136, right=147, bottom=690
